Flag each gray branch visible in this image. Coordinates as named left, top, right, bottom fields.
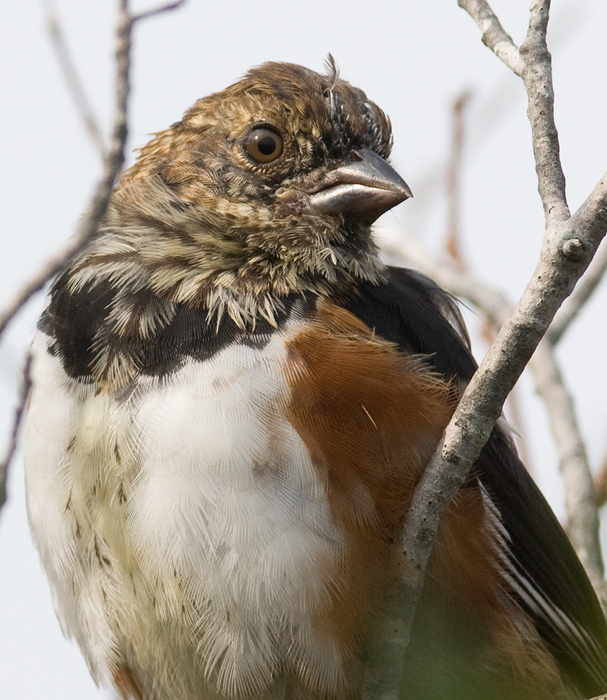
left=386, top=224, right=607, bottom=602
left=548, top=237, right=607, bottom=345
left=0, top=2, right=132, bottom=341
left=530, top=342, right=605, bottom=588
left=0, top=1, right=188, bottom=343
left=0, top=1, right=185, bottom=514
left=363, top=1, right=607, bottom=696
left=132, top=0, right=186, bottom=22
left=43, top=0, right=106, bottom=158
left=520, top=0, right=570, bottom=224
left=367, top=183, right=607, bottom=696
left=457, top=0, right=524, bottom=76
left=0, top=353, right=31, bottom=510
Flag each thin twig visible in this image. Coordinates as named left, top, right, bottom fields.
left=42, top=0, right=106, bottom=158
left=0, top=0, right=186, bottom=516
left=457, top=1, right=607, bottom=563
left=570, top=171, right=607, bottom=233
left=457, top=0, right=525, bottom=75
left=0, top=1, right=134, bottom=515
left=530, top=342, right=604, bottom=585
left=0, top=353, right=32, bottom=511
left=446, top=90, right=472, bottom=269
left=132, top=0, right=185, bottom=22
left=0, top=1, right=186, bottom=343
left=520, top=0, right=570, bottom=225
left=0, top=4, right=131, bottom=341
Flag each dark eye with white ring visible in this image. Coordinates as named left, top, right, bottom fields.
left=244, top=127, right=284, bottom=164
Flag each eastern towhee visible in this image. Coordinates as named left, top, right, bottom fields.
left=24, top=61, right=607, bottom=700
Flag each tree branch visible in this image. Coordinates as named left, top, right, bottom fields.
left=132, top=0, right=186, bottom=22
left=362, top=2, right=607, bottom=695
left=0, top=0, right=187, bottom=342
left=0, top=1, right=132, bottom=341
left=386, top=226, right=607, bottom=581
left=368, top=206, right=607, bottom=696
left=457, top=0, right=524, bottom=76
left=548, top=237, right=607, bottom=345
left=43, top=0, right=106, bottom=158
left=530, top=342, right=605, bottom=586
left=446, top=90, right=472, bottom=269
left=520, top=0, right=570, bottom=224
left=0, top=0, right=185, bottom=514
left=0, top=353, right=32, bottom=511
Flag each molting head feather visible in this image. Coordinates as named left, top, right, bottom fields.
left=69, top=61, right=411, bottom=327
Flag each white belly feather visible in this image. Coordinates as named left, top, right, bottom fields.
left=24, top=329, right=348, bottom=699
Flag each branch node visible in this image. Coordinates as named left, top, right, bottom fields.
left=561, top=237, right=587, bottom=262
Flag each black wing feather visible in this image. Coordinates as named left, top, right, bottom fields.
left=336, top=266, right=607, bottom=698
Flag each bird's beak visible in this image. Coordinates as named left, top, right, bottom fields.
left=306, top=146, right=412, bottom=223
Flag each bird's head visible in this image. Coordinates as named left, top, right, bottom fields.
left=71, top=60, right=411, bottom=326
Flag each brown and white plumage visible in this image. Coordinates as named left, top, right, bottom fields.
left=24, top=61, right=607, bottom=700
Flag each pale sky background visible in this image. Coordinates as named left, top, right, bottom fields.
left=1, top=1, right=607, bottom=698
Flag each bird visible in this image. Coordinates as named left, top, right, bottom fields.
left=24, top=60, right=607, bottom=700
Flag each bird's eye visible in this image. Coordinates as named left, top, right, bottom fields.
left=244, top=127, right=284, bottom=164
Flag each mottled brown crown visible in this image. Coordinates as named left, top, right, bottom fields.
left=131, top=60, right=393, bottom=198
